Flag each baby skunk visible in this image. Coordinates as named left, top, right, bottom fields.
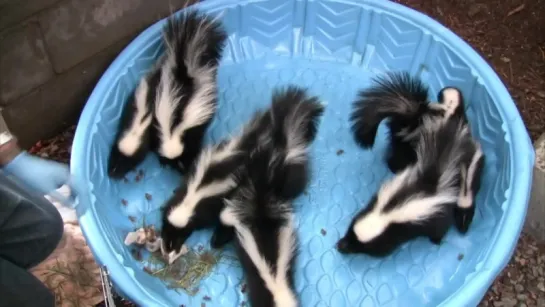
left=216, top=87, right=323, bottom=307
left=153, top=10, right=227, bottom=172
left=337, top=115, right=475, bottom=257
left=161, top=86, right=323, bottom=258
left=350, top=72, right=464, bottom=173
left=107, top=63, right=162, bottom=179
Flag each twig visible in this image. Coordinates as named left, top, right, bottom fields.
left=506, top=4, right=525, bottom=17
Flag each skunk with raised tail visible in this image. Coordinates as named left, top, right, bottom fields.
left=350, top=72, right=465, bottom=173
left=153, top=10, right=227, bottom=171
left=337, top=115, right=475, bottom=257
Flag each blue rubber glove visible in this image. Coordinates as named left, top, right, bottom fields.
left=3, top=151, right=78, bottom=207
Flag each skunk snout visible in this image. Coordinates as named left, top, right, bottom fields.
left=336, top=238, right=353, bottom=254
left=107, top=150, right=140, bottom=179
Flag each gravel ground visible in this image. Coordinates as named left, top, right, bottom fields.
left=29, top=1, right=545, bottom=306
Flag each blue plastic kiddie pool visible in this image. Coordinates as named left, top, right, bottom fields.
left=72, top=0, right=535, bottom=306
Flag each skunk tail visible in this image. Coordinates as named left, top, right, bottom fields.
left=351, top=72, right=430, bottom=148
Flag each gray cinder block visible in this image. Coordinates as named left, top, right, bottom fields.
left=525, top=132, right=545, bottom=242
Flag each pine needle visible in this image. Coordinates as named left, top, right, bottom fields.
left=140, top=248, right=225, bottom=295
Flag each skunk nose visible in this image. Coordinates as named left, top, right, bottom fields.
left=336, top=239, right=349, bottom=253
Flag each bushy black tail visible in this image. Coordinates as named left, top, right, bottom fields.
left=162, top=10, right=228, bottom=72
left=268, top=86, right=324, bottom=199
left=351, top=72, right=430, bottom=148
left=269, top=86, right=325, bottom=154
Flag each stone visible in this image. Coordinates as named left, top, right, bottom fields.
left=0, top=22, right=54, bottom=104
left=2, top=37, right=131, bottom=148
left=525, top=133, right=545, bottom=243
left=0, top=0, right=60, bottom=29
left=38, top=0, right=193, bottom=73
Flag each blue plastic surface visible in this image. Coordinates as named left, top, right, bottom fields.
left=71, top=0, right=535, bottom=306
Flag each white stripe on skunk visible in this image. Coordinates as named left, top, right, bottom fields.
left=454, top=140, right=485, bottom=234
left=118, top=79, right=154, bottom=156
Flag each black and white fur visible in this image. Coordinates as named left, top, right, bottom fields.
left=107, top=63, right=163, bottom=179
left=454, top=137, right=484, bottom=234
left=153, top=10, right=227, bottom=171
left=337, top=115, right=475, bottom=257
left=215, top=91, right=322, bottom=306
left=350, top=72, right=464, bottom=173
left=218, top=147, right=300, bottom=307
left=160, top=86, right=323, bottom=258
left=436, top=87, right=484, bottom=233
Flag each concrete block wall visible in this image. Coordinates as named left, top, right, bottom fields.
left=0, top=0, right=194, bottom=148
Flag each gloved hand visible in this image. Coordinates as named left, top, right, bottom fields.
left=3, top=151, right=79, bottom=207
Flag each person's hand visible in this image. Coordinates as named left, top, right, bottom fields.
left=3, top=151, right=78, bottom=207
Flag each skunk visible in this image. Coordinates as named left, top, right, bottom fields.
left=337, top=115, right=475, bottom=257
left=107, top=63, right=163, bottom=179
left=350, top=72, right=465, bottom=173
left=214, top=88, right=323, bottom=307
left=153, top=10, right=227, bottom=172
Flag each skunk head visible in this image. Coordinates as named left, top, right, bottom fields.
left=338, top=162, right=458, bottom=257
left=454, top=143, right=485, bottom=234
left=108, top=69, right=160, bottom=179
left=160, top=139, right=245, bottom=253
left=437, top=87, right=466, bottom=121
left=336, top=195, right=406, bottom=257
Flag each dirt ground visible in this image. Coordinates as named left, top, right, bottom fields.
left=28, top=1, right=545, bottom=306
